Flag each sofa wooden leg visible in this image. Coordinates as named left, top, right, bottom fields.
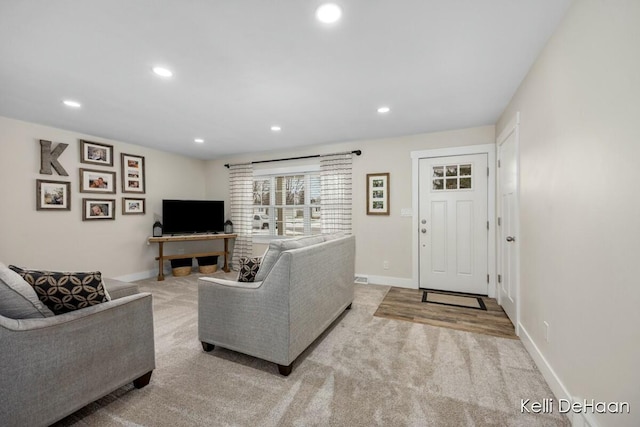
left=133, top=371, right=153, bottom=389
left=277, top=363, right=293, bottom=376
left=346, top=303, right=352, bottom=310
left=202, top=341, right=215, bottom=352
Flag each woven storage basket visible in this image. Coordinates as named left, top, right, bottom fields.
left=172, top=266, right=192, bottom=277
left=199, top=264, right=218, bottom=274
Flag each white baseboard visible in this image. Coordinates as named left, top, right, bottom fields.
left=519, top=324, right=572, bottom=402
left=519, top=324, right=600, bottom=427
left=112, top=269, right=157, bottom=282
left=357, top=273, right=416, bottom=289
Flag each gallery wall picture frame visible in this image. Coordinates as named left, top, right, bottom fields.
left=121, top=153, right=146, bottom=194
left=36, top=179, right=71, bottom=211
left=366, top=172, right=390, bottom=215
left=79, top=168, right=116, bottom=194
left=122, top=197, right=145, bottom=215
left=82, top=198, right=115, bottom=220
left=80, top=140, right=114, bottom=167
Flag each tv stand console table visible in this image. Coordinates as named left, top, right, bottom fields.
left=148, top=233, right=237, bottom=281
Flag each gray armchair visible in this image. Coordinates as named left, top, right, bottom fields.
left=0, top=280, right=155, bottom=427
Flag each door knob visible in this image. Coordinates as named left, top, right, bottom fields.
left=421, top=228, right=427, bottom=234
left=506, top=236, right=515, bottom=242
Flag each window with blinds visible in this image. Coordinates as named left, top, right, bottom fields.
left=252, top=172, right=321, bottom=237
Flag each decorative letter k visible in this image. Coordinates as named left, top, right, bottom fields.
left=40, top=140, right=69, bottom=176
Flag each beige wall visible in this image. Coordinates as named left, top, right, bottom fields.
left=0, top=116, right=208, bottom=279
left=205, top=125, right=495, bottom=284
left=496, top=0, right=639, bottom=425
left=0, top=116, right=493, bottom=282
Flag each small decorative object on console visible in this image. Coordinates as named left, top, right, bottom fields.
left=153, top=221, right=163, bottom=237
left=224, top=220, right=233, bottom=234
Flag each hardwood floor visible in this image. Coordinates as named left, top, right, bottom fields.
left=374, top=287, right=518, bottom=339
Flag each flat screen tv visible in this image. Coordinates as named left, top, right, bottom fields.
left=162, top=200, right=225, bottom=235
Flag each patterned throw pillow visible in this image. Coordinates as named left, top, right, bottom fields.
left=237, top=257, right=262, bottom=282
left=8, top=266, right=109, bottom=315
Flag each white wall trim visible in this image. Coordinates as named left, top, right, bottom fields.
left=411, top=143, right=496, bottom=296
left=356, top=273, right=415, bottom=289
left=519, top=324, right=594, bottom=427
left=496, top=112, right=521, bottom=335
left=112, top=268, right=158, bottom=282
left=519, top=324, right=572, bottom=402
left=496, top=112, right=520, bottom=145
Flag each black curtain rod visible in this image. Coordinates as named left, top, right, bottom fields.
left=224, top=150, right=362, bottom=168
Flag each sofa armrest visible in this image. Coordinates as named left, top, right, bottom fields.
left=0, top=292, right=147, bottom=331
left=0, top=293, right=156, bottom=427
left=199, top=276, right=263, bottom=289
left=198, top=260, right=291, bottom=365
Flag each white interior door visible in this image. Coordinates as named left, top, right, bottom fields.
left=498, top=122, right=519, bottom=332
left=419, top=154, right=488, bottom=294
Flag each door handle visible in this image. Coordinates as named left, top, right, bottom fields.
left=506, top=236, right=515, bottom=242
left=421, top=228, right=427, bottom=234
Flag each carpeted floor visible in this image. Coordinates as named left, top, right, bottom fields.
left=55, top=272, right=568, bottom=426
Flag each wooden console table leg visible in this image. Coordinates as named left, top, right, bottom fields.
left=158, top=242, right=165, bottom=281
left=223, top=237, right=230, bottom=272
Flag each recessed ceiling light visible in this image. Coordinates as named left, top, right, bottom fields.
left=271, top=126, right=282, bottom=132
left=377, top=106, right=391, bottom=114
left=194, top=138, right=204, bottom=143
left=316, top=3, right=342, bottom=24
left=62, top=100, right=82, bottom=108
left=152, top=67, right=173, bottom=77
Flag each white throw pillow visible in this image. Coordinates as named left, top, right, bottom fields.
left=0, top=262, right=55, bottom=319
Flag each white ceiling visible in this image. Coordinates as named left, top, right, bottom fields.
left=0, top=1, right=571, bottom=160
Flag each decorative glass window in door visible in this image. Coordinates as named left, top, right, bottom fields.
left=432, top=163, right=472, bottom=191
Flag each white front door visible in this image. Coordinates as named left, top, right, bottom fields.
left=419, top=154, right=488, bottom=294
left=498, top=122, right=519, bottom=331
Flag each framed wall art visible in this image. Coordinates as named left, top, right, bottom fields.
left=82, top=198, right=115, bottom=220
left=121, top=153, right=146, bottom=193
left=79, top=168, right=116, bottom=193
left=366, top=173, right=390, bottom=215
left=122, top=197, right=145, bottom=215
left=80, top=140, right=114, bottom=167
left=36, top=179, right=71, bottom=211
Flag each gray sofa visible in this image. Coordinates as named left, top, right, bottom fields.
left=198, top=233, right=355, bottom=375
left=0, top=278, right=155, bottom=427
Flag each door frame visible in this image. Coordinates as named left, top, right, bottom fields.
left=496, top=112, right=521, bottom=334
left=411, top=144, right=496, bottom=296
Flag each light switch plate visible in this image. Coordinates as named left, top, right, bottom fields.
left=400, top=208, right=413, bottom=217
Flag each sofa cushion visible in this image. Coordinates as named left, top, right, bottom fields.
left=103, top=278, right=138, bottom=300
left=237, top=257, right=262, bottom=282
left=0, top=263, right=55, bottom=318
left=322, top=232, right=346, bottom=242
left=9, top=266, right=109, bottom=315
left=254, top=235, right=326, bottom=282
